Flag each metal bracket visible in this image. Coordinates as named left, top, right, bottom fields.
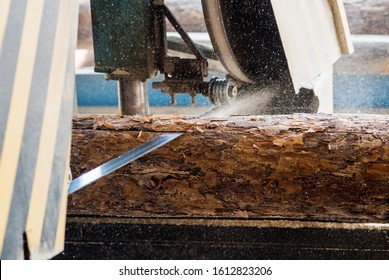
left=151, top=2, right=212, bottom=105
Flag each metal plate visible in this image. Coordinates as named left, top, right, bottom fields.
left=202, top=0, right=290, bottom=85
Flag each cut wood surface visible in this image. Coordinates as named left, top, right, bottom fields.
left=69, top=114, right=389, bottom=223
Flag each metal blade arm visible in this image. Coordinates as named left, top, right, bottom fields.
left=68, top=133, right=183, bottom=195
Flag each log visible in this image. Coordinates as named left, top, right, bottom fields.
left=68, top=114, right=389, bottom=223
left=343, top=0, right=389, bottom=35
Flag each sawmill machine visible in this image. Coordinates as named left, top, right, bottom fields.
left=90, top=0, right=353, bottom=115
left=0, top=0, right=354, bottom=260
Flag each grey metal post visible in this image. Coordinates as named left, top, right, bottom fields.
left=118, top=79, right=149, bottom=116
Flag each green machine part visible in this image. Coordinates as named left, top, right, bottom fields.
left=90, top=0, right=164, bottom=81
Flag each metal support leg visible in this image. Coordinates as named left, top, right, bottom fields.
left=118, top=79, right=149, bottom=116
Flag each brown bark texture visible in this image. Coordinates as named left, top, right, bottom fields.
left=68, top=114, right=389, bottom=223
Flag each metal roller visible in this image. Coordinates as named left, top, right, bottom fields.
left=207, top=77, right=237, bottom=106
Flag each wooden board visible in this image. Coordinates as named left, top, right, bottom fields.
left=270, top=0, right=354, bottom=91
left=69, top=114, right=389, bottom=223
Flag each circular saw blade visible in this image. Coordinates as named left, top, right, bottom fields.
left=202, top=0, right=289, bottom=85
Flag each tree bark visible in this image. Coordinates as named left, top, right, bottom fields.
left=68, top=114, right=389, bottom=223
